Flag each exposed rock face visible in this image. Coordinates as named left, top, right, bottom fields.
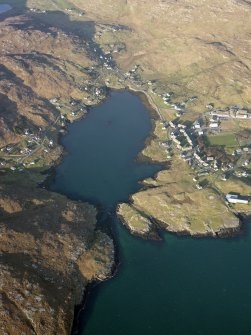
left=0, top=177, right=114, bottom=335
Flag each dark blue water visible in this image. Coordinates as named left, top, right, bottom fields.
left=52, top=91, right=251, bottom=335
left=0, top=4, right=11, bottom=14
left=52, top=91, right=160, bottom=207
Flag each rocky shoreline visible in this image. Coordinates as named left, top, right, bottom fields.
left=0, top=177, right=115, bottom=334
left=117, top=209, right=162, bottom=241
left=71, top=210, right=122, bottom=335
left=118, top=201, right=244, bottom=240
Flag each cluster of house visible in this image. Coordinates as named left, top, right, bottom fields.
left=168, top=122, right=190, bottom=149
left=159, top=116, right=250, bottom=197
left=0, top=130, right=42, bottom=155
left=50, top=98, right=66, bottom=114
left=0, top=144, right=17, bottom=154
left=50, top=98, right=88, bottom=119
left=102, top=42, right=126, bottom=55
left=0, top=127, right=56, bottom=170
left=162, top=93, right=172, bottom=105
left=234, top=169, right=249, bottom=178
left=87, top=29, right=117, bottom=69
left=117, top=73, right=250, bottom=201
left=193, top=152, right=209, bottom=168
left=64, top=8, right=84, bottom=16
left=92, top=47, right=114, bottom=69
left=159, top=114, right=251, bottom=184
left=235, top=147, right=250, bottom=155
left=193, top=121, right=204, bottom=135
left=208, top=117, right=220, bottom=129
left=210, top=108, right=251, bottom=120
left=169, top=123, right=193, bottom=152
left=148, top=89, right=183, bottom=110
left=125, top=64, right=141, bottom=79
left=29, top=8, right=46, bottom=13
left=160, top=141, right=172, bottom=158
left=153, top=92, right=197, bottom=113
left=133, top=79, right=251, bottom=186
left=206, top=107, right=251, bottom=129
left=161, top=120, right=214, bottom=173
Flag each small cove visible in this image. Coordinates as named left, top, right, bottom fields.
left=52, top=90, right=251, bottom=335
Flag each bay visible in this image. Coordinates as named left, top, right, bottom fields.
left=52, top=90, right=251, bottom=335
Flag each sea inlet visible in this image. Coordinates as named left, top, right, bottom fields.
left=52, top=90, right=251, bottom=335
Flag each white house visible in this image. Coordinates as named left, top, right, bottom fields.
left=169, top=121, right=175, bottom=128
left=194, top=122, right=201, bottom=129
left=209, top=122, right=219, bottom=128
left=226, top=193, right=249, bottom=204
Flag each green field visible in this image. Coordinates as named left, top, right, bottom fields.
left=207, top=134, right=238, bottom=147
